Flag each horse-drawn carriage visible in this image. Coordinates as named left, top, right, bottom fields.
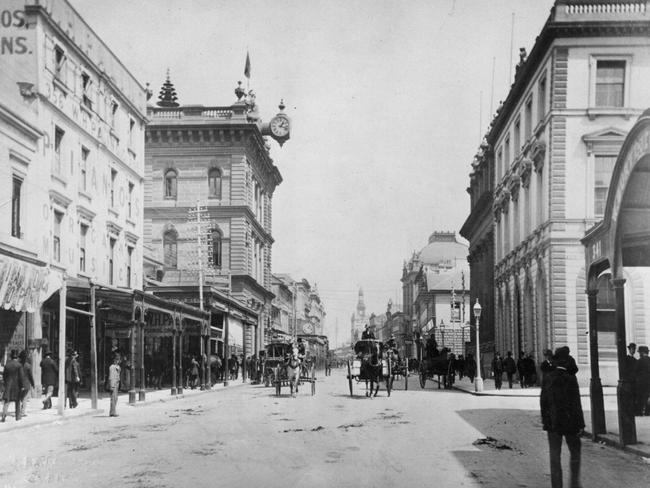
left=263, top=341, right=316, bottom=397
left=346, top=339, right=396, bottom=397
left=419, top=347, right=455, bottom=389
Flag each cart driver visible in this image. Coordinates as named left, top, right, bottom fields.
left=297, top=338, right=306, bottom=360
left=361, top=324, right=375, bottom=340
left=425, top=333, right=438, bottom=360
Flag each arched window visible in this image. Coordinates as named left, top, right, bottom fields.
left=164, top=169, right=177, bottom=198
left=208, top=168, right=222, bottom=199
left=211, top=228, right=222, bottom=268
left=163, top=229, right=178, bottom=268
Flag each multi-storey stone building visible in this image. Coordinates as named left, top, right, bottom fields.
left=474, top=0, right=650, bottom=383
left=144, top=78, right=285, bottom=357
left=0, top=0, right=150, bottom=394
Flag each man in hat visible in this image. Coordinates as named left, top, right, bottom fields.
left=541, top=346, right=584, bottom=488
left=361, top=324, right=375, bottom=340
left=65, top=350, right=81, bottom=408
left=624, top=342, right=638, bottom=411
left=40, top=350, right=58, bottom=409
left=108, top=354, right=121, bottom=417
left=1, top=350, right=23, bottom=422
left=634, top=345, right=650, bottom=416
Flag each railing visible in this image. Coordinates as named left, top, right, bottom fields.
left=148, top=106, right=235, bottom=120
left=565, top=2, right=646, bottom=15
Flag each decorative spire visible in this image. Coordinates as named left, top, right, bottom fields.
left=357, top=288, right=366, bottom=314
left=157, top=69, right=179, bottom=107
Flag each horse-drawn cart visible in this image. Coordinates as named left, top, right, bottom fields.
left=346, top=339, right=393, bottom=397
left=419, top=347, right=455, bottom=389
left=264, top=341, right=316, bottom=397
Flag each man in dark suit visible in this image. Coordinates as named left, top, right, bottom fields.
left=40, top=350, right=58, bottom=409
left=361, top=324, right=375, bottom=340
left=2, top=350, right=24, bottom=422
left=635, top=345, right=650, bottom=416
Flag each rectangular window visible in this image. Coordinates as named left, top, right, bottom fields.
left=127, top=246, right=133, bottom=288
left=594, top=155, right=617, bottom=217
left=110, top=101, right=119, bottom=128
left=514, top=119, right=521, bottom=155
left=497, top=149, right=503, bottom=181
left=110, top=169, right=117, bottom=208
left=79, top=223, right=88, bottom=272
left=504, top=137, right=511, bottom=168
left=128, top=182, right=134, bottom=218
left=109, top=238, right=116, bottom=285
left=525, top=98, right=533, bottom=141
left=596, top=60, right=625, bottom=107
left=538, top=76, right=546, bottom=123
left=129, top=118, right=135, bottom=148
left=53, top=211, right=63, bottom=262
left=54, top=45, right=66, bottom=74
left=81, top=72, right=92, bottom=109
left=80, top=147, right=89, bottom=191
left=11, top=176, right=22, bottom=238
left=54, top=126, right=64, bottom=174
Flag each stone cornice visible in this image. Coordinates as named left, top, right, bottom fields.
left=0, top=102, right=43, bottom=142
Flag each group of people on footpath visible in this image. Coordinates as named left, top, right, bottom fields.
left=491, top=350, right=537, bottom=390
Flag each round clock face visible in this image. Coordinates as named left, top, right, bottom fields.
left=303, top=322, right=314, bottom=334
left=270, top=115, right=290, bottom=137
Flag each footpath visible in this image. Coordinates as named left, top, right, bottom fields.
left=449, top=375, right=650, bottom=459
left=0, top=379, right=247, bottom=434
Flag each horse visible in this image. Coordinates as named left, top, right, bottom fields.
left=284, top=347, right=301, bottom=397
left=361, top=342, right=384, bottom=398
left=422, top=347, right=455, bottom=389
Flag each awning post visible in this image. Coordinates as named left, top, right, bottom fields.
left=57, top=276, right=67, bottom=416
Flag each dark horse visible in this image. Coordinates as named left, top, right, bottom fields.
left=361, top=342, right=390, bottom=397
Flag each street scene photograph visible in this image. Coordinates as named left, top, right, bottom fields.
left=1, top=0, right=650, bottom=486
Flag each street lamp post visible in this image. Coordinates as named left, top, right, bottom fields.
left=473, top=299, right=483, bottom=392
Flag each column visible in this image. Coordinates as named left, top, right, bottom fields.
left=199, top=327, right=205, bottom=390
left=242, top=324, right=247, bottom=383
left=587, top=288, right=606, bottom=437
left=139, top=321, right=146, bottom=401
left=129, top=319, right=137, bottom=405
left=89, top=283, right=98, bottom=409
left=223, top=314, right=230, bottom=387
left=177, top=327, right=184, bottom=395
left=57, top=276, right=67, bottom=416
left=612, top=278, right=636, bottom=446
left=171, top=329, right=177, bottom=395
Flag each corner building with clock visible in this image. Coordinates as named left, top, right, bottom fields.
left=144, top=75, right=289, bottom=358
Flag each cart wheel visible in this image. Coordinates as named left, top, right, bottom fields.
left=419, top=370, right=426, bottom=389
left=347, top=360, right=353, bottom=397
left=311, top=365, right=316, bottom=396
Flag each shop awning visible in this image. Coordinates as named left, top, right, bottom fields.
left=0, top=253, right=61, bottom=312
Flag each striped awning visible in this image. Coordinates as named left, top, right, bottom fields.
left=0, top=254, right=61, bottom=312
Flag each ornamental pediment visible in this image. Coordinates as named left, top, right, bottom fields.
left=582, top=127, right=627, bottom=155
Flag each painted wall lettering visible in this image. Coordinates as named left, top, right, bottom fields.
left=0, top=10, right=28, bottom=55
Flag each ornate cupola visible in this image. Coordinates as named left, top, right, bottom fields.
left=157, top=69, right=179, bottom=107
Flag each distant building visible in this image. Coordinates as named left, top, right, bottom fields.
left=350, top=288, right=367, bottom=343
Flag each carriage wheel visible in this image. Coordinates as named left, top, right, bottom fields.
left=419, top=370, right=427, bottom=389
left=347, top=360, right=354, bottom=397
left=311, top=365, right=316, bottom=396
left=275, top=367, right=281, bottom=397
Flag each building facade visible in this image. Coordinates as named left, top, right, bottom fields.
left=0, top=0, right=148, bottom=393
left=486, top=0, right=650, bottom=383
left=144, top=78, right=284, bottom=356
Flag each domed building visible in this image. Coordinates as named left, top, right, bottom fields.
left=402, top=232, right=471, bottom=359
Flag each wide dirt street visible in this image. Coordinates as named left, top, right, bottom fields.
left=1, top=368, right=649, bottom=488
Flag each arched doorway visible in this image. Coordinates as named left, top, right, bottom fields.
left=583, top=110, right=650, bottom=446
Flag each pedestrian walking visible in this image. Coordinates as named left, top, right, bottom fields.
left=1, top=350, right=23, bottom=422
left=524, top=352, right=537, bottom=387
left=624, top=342, right=638, bottom=411
left=189, top=356, right=199, bottom=389
left=540, top=349, right=555, bottom=384
left=465, top=353, right=476, bottom=383
left=634, top=345, right=650, bottom=416
left=540, top=346, right=584, bottom=488
left=65, top=350, right=81, bottom=408
left=491, top=352, right=504, bottom=390
left=40, top=350, right=57, bottom=409
left=19, top=350, right=34, bottom=418
left=504, top=351, right=517, bottom=388
left=108, top=355, right=121, bottom=417
left=517, top=351, right=526, bottom=388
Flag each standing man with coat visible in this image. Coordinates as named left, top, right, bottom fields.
left=540, top=346, right=584, bottom=488
left=65, top=351, right=81, bottom=408
left=1, top=350, right=24, bottom=422
left=19, top=350, right=34, bottom=418
left=40, top=350, right=57, bottom=409
left=108, top=354, right=121, bottom=417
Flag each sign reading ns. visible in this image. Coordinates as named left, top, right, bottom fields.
left=1, top=9, right=28, bottom=55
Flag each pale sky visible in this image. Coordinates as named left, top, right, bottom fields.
left=72, top=0, right=555, bottom=347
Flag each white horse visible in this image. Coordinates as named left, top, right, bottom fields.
left=284, top=347, right=301, bottom=397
